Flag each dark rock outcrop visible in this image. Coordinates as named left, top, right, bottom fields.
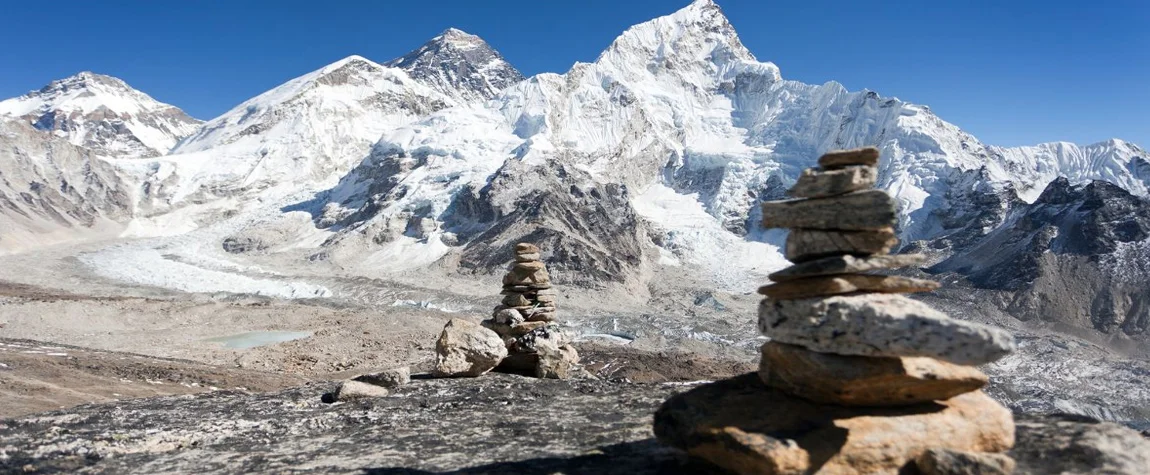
left=931, top=178, right=1150, bottom=337
left=2, top=374, right=1146, bottom=474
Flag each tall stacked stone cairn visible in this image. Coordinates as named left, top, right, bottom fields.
left=481, top=243, right=580, bottom=379
left=653, top=147, right=1021, bottom=475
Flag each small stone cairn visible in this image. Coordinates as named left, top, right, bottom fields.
left=481, top=243, right=579, bottom=379
left=654, top=147, right=1020, bottom=474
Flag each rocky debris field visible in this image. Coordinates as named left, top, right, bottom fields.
left=0, top=338, right=305, bottom=419
left=1, top=371, right=1147, bottom=474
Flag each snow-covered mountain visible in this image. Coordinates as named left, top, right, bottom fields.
left=290, top=0, right=1149, bottom=289
left=385, top=28, right=525, bottom=103
left=0, top=120, right=133, bottom=252
left=136, top=55, right=457, bottom=214
left=933, top=177, right=1150, bottom=337
left=2, top=0, right=1148, bottom=300
left=0, top=72, right=201, bottom=158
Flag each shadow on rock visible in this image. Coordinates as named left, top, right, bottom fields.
left=361, top=439, right=723, bottom=475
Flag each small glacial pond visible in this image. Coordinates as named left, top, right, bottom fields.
left=205, top=331, right=312, bottom=349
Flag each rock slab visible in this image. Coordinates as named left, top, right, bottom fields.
left=788, top=165, right=877, bottom=198
left=433, top=318, right=508, bottom=377
left=818, top=147, right=880, bottom=169
left=757, top=274, right=940, bottom=300
left=758, top=342, right=988, bottom=406
left=332, top=380, right=389, bottom=401
left=785, top=228, right=898, bottom=262
left=757, top=294, right=1016, bottom=365
left=653, top=373, right=1015, bottom=475
left=353, top=367, right=410, bottom=389
left=761, top=190, right=897, bottom=231
left=768, top=253, right=926, bottom=281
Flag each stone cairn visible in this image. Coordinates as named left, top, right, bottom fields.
left=654, top=147, right=1020, bottom=475
left=481, top=243, right=579, bottom=379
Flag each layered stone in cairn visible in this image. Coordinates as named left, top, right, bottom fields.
left=482, top=243, right=579, bottom=379
left=654, top=147, right=1020, bottom=474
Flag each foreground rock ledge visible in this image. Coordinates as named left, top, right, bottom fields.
left=0, top=374, right=1146, bottom=474
left=654, top=374, right=1014, bottom=474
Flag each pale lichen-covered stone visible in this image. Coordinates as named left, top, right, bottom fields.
left=333, top=380, right=389, bottom=401
left=757, top=294, right=1016, bottom=365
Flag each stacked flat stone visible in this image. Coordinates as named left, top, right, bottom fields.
left=481, top=243, right=579, bottom=379
left=496, top=243, right=559, bottom=323
left=653, top=148, right=1020, bottom=475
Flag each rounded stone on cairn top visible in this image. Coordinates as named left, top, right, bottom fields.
left=515, top=243, right=540, bottom=254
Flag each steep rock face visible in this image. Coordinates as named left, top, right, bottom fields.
left=0, top=72, right=201, bottom=158
left=0, top=121, right=133, bottom=252
left=449, top=159, right=653, bottom=290
left=933, top=178, right=1150, bottom=337
left=385, top=28, right=525, bottom=103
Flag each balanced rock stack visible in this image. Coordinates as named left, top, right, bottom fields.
left=654, top=147, right=1020, bottom=475
left=481, top=243, right=579, bottom=379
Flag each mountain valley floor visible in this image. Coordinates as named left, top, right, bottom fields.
left=1, top=237, right=1149, bottom=473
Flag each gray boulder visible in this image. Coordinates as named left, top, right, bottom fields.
left=353, top=367, right=410, bottom=389
left=332, top=380, right=389, bottom=402
left=757, top=294, right=1016, bottom=365
left=916, top=448, right=1016, bottom=475
left=432, top=318, right=507, bottom=377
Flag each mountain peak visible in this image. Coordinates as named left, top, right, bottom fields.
left=596, top=0, right=757, bottom=73
left=438, top=27, right=475, bottom=39
left=384, top=29, right=524, bottom=102
left=0, top=72, right=201, bottom=157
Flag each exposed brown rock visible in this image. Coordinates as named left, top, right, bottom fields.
left=525, top=311, right=558, bottom=322
left=501, top=293, right=531, bottom=307
left=761, top=190, right=897, bottom=231
left=768, top=254, right=927, bottom=281
left=481, top=319, right=547, bottom=338
left=818, top=146, right=880, bottom=169
left=514, top=261, right=546, bottom=271
left=515, top=243, right=540, bottom=254
left=757, top=274, right=940, bottom=300
left=686, top=426, right=811, bottom=475
left=788, top=165, right=877, bottom=198
left=515, top=252, right=541, bottom=262
left=758, top=342, right=988, bottom=406
left=785, top=228, right=898, bottom=262
left=654, top=374, right=1015, bottom=475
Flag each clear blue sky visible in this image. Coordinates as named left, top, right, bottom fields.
left=2, top=0, right=1146, bottom=147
